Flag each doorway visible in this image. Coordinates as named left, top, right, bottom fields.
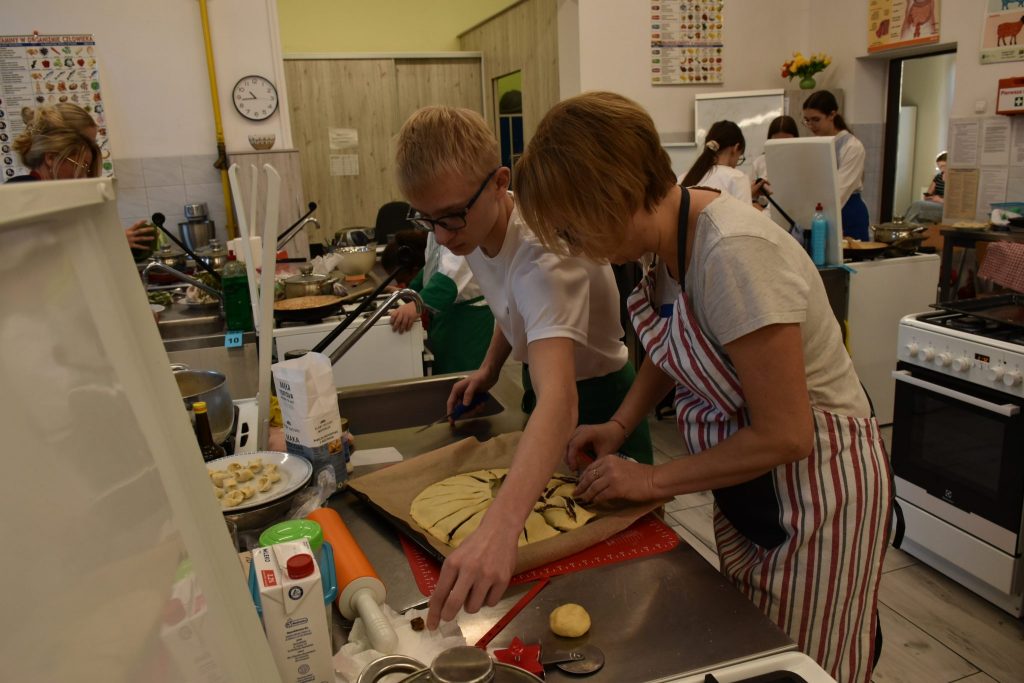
left=494, top=71, right=523, bottom=183
left=880, top=49, right=956, bottom=222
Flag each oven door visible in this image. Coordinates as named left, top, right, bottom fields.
left=892, top=362, right=1024, bottom=542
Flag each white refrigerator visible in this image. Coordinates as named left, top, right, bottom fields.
left=0, top=178, right=281, bottom=681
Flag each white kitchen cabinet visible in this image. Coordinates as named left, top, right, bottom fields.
left=847, top=253, right=940, bottom=424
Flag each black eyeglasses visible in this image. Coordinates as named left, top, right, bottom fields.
left=406, top=168, right=498, bottom=233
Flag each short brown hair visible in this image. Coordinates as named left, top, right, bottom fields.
left=515, top=92, right=676, bottom=259
left=394, top=106, right=500, bottom=197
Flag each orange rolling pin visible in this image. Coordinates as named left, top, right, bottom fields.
left=307, top=508, right=398, bottom=654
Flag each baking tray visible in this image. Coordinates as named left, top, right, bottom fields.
left=934, top=294, right=1024, bottom=330
left=348, top=486, right=446, bottom=563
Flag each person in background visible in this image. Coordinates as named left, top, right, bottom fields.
left=380, top=228, right=428, bottom=288
left=751, top=114, right=799, bottom=188
left=903, top=151, right=947, bottom=225
left=679, top=120, right=761, bottom=206
left=58, top=102, right=155, bottom=251
left=389, top=231, right=494, bottom=374
left=7, top=106, right=100, bottom=182
left=394, top=105, right=652, bottom=630
left=515, top=91, right=891, bottom=683
left=802, top=90, right=871, bottom=240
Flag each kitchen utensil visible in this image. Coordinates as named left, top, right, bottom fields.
left=151, top=243, right=188, bottom=271
left=870, top=215, right=927, bottom=244
left=307, top=508, right=398, bottom=654
left=415, top=392, right=493, bottom=432
left=196, top=238, right=229, bottom=271
left=248, top=134, right=275, bottom=150
left=336, top=245, right=377, bottom=276
left=283, top=265, right=338, bottom=298
left=172, top=364, right=233, bottom=444
left=276, top=201, right=318, bottom=251
left=541, top=645, right=605, bottom=676
left=885, top=234, right=926, bottom=256
left=474, top=578, right=550, bottom=649
left=184, top=202, right=209, bottom=220
left=273, top=294, right=346, bottom=323
left=257, top=164, right=281, bottom=451
left=842, top=240, right=888, bottom=261
left=206, top=451, right=313, bottom=513
left=358, top=647, right=545, bottom=683
left=178, top=219, right=215, bottom=252
left=151, top=212, right=222, bottom=283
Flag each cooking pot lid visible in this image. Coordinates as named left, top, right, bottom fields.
left=198, top=238, right=227, bottom=257
left=393, top=647, right=544, bottom=682
left=156, top=244, right=185, bottom=257
left=285, top=264, right=331, bottom=284
left=873, top=215, right=924, bottom=231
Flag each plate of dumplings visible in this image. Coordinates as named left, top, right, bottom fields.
left=206, top=451, right=313, bottom=512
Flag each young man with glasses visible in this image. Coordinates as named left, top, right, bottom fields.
left=395, top=105, right=652, bottom=630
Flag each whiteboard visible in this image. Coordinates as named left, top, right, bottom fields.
left=694, top=90, right=785, bottom=178
left=764, top=137, right=844, bottom=266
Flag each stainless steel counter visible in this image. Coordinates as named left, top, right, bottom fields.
left=328, top=371, right=795, bottom=682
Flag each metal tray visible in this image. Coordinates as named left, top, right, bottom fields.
left=933, top=293, right=1024, bottom=330
left=347, top=487, right=446, bottom=563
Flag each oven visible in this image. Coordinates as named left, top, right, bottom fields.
left=892, top=308, right=1024, bottom=616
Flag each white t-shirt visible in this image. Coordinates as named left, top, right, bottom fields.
left=683, top=193, right=870, bottom=417
left=422, top=233, right=485, bottom=306
left=834, top=129, right=865, bottom=207
left=466, top=199, right=627, bottom=380
left=679, top=164, right=752, bottom=204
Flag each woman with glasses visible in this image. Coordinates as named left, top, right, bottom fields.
left=679, top=120, right=760, bottom=206
left=802, top=90, right=871, bottom=240
left=515, top=92, right=891, bottom=683
left=394, top=105, right=651, bottom=631
left=7, top=105, right=100, bottom=183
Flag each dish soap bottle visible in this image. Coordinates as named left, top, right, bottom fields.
left=222, top=254, right=255, bottom=332
left=811, top=203, right=828, bottom=267
left=193, top=401, right=226, bottom=462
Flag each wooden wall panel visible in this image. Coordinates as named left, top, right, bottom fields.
left=284, top=58, right=399, bottom=233
left=285, top=57, right=484, bottom=237
left=395, top=59, right=483, bottom=124
left=458, top=0, right=559, bottom=142
left=228, top=149, right=310, bottom=259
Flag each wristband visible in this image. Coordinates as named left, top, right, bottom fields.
left=609, top=417, right=629, bottom=435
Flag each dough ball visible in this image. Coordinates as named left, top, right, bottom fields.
left=549, top=603, right=591, bottom=638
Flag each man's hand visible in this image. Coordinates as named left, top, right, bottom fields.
left=125, top=220, right=155, bottom=249
left=389, top=301, right=420, bottom=333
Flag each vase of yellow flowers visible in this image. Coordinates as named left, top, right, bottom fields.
left=781, top=52, right=831, bottom=90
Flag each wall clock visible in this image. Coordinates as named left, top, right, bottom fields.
left=232, top=75, right=279, bottom=121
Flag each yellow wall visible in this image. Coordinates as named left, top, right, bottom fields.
left=277, top=0, right=519, bottom=53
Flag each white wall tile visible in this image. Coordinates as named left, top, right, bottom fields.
left=113, top=158, right=145, bottom=189
left=146, top=185, right=187, bottom=218
left=182, top=154, right=219, bottom=185
left=142, top=156, right=183, bottom=187
left=185, top=182, right=226, bottom=217
left=117, top=187, right=149, bottom=221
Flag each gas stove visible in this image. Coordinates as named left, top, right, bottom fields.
left=897, top=310, right=1024, bottom=398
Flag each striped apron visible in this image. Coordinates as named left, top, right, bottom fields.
left=627, top=269, right=892, bottom=683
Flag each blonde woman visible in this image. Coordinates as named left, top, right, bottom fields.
left=515, top=91, right=892, bottom=683
left=8, top=106, right=99, bottom=182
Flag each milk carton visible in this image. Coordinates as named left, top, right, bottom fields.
left=253, top=540, right=334, bottom=683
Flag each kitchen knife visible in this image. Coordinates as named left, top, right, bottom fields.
left=415, top=391, right=491, bottom=432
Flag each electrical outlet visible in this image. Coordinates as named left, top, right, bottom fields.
left=975, top=99, right=987, bottom=114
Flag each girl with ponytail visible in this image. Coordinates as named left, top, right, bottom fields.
left=678, top=120, right=755, bottom=205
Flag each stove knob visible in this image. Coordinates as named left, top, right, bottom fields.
left=905, top=342, right=919, bottom=357
left=921, top=347, right=935, bottom=361
left=1003, top=370, right=1023, bottom=388
left=936, top=352, right=952, bottom=367
left=988, top=365, right=1006, bottom=383
left=951, top=356, right=971, bottom=372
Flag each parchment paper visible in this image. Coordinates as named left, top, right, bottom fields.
left=348, top=432, right=666, bottom=573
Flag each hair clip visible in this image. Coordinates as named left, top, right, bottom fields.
left=705, top=139, right=720, bottom=152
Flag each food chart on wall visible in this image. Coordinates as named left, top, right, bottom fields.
left=651, top=1, right=724, bottom=85
left=0, top=33, right=112, bottom=180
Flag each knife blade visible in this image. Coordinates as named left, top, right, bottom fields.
left=414, top=391, right=491, bottom=432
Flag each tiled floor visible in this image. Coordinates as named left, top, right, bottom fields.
left=649, top=417, right=1024, bottom=683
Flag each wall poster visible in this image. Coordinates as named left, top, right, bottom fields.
left=651, top=1, right=724, bottom=85
left=0, top=33, right=111, bottom=180
left=981, top=0, right=1024, bottom=64
left=867, top=0, right=941, bottom=53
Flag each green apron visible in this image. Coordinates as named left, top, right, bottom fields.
left=521, top=360, right=653, bottom=464
left=427, top=298, right=493, bottom=375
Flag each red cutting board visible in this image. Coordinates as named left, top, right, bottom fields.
left=400, top=513, right=680, bottom=597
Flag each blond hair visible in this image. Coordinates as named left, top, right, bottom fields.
left=13, top=106, right=100, bottom=177
left=55, top=102, right=98, bottom=137
left=515, top=92, right=676, bottom=259
left=394, top=106, right=500, bottom=197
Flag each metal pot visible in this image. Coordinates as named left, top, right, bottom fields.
left=283, top=265, right=338, bottom=298
left=179, top=219, right=215, bottom=252
left=871, top=216, right=927, bottom=244
left=357, top=647, right=544, bottom=683
left=172, top=364, right=233, bottom=444
left=151, top=243, right=188, bottom=271
left=196, top=238, right=229, bottom=271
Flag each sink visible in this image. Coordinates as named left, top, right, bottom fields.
left=157, top=313, right=225, bottom=340
left=337, top=375, right=505, bottom=434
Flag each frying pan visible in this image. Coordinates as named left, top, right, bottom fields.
left=272, top=295, right=346, bottom=323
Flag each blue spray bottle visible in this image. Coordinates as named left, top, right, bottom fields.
left=811, top=203, right=828, bottom=267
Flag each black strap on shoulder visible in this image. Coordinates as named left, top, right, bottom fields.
left=677, top=186, right=691, bottom=289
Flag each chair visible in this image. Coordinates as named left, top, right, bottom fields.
left=374, top=201, right=415, bottom=245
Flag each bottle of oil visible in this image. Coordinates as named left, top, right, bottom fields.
left=222, top=254, right=255, bottom=332
left=193, top=401, right=226, bottom=462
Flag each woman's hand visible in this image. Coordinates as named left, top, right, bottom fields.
left=389, top=301, right=420, bottom=333
left=573, top=454, right=659, bottom=505
left=446, top=366, right=499, bottom=419
left=565, top=421, right=626, bottom=471
left=124, top=220, right=155, bottom=249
